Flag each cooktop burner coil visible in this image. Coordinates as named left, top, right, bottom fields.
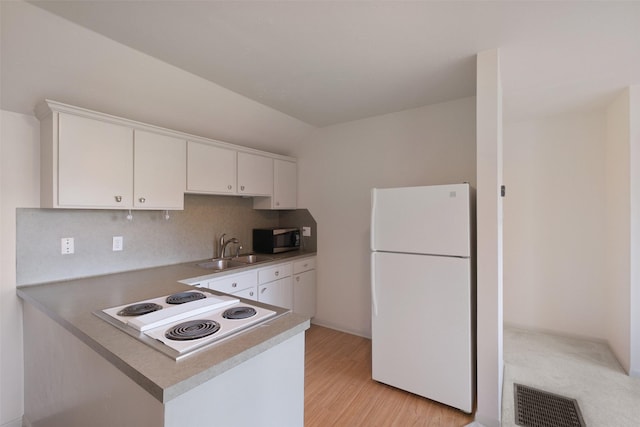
left=165, top=291, right=206, bottom=305
left=223, top=306, right=258, bottom=320
left=117, top=302, right=163, bottom=317
left=165, top=319, right=221, bottom=341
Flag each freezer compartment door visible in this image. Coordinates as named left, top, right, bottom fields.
left=371, top=184, right=470, bottom=257
left=371, top=251, right=473, bottom=413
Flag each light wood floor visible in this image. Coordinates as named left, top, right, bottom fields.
left=304, top=325, right=474, bottom=426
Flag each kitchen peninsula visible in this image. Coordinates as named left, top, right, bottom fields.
left=18, top=256, right=312, bottom=427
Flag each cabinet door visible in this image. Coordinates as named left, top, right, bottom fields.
left=134, top=130, right=186, bottom=209
left=273, top=159, right=297, bottom=209
left=258, top=276, right=293, bottom=309
left=187, top=141, right=237, bottom=194
left=238, top=152, right=273, bottom=196
left=293, top=270, right=316, bottom=318
left=58, top=113, right=133, bottom=207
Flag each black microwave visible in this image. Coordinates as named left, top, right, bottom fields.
left=253, top=227, right=301, bottom=254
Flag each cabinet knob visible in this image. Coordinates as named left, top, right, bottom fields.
left=138, top=197, right=146, bottom=203
left=276, top=201, right=280, bottom=206
left=240, top=185, right=245, bottom=191
left=275, top=271, right=279, bottom=277
left=249, top=291, right=254, bottom=297
left=232, top=282, right=237, bottom=288
left=115, top=196, right=122, bottom=203
left=227, top=185, right=232, bottom=190
left=296, top=276, right=300, bottom=282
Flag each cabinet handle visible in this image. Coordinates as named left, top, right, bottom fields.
left=276, top=201, right=280, bottom=206
left=115, top=196, right=122, bottom=203
left=249, top=291, right=254, bottom=297
left=261, top=288, right=266, bottom=294
left=240, top=185, right=245, bottom=191
left=296, top=277, right=300, bottom=282
left=139, top=197, right=146, bottom=203
left=303, top=263, right=308, bottom=268
left=227, top=185, right=232, bottom=190
left=275, top=271, right=279, bottom=277
left=232, top=282, right=237, bottom=288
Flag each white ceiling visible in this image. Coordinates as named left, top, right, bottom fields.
left=18, top=1, right=640, bottom=126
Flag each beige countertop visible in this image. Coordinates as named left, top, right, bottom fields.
left=17, top=251, right=315, bottom=403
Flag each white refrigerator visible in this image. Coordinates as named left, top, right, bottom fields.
left=370, top=183, right=474, bottom=413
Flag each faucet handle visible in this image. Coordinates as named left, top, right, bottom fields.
left=235, top=245, right=243, bottom=258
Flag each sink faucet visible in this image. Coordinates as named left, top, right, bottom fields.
left=219, top=235, right=240, bottom=259
left=218, top=233, right=226, bottom=258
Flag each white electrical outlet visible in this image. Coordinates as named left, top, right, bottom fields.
left=61, top=237, right=74, bottom=255
left=302, top=226, right=311, bottom=237
left=112, top=236, right=124, bottom=251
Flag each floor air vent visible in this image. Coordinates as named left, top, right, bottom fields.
left=514, top=383, right=586, bottom=427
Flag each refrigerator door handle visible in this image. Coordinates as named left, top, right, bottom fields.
left=370, top=188, right=377, bottom=251
left=371, top=252, right=378, bottom=316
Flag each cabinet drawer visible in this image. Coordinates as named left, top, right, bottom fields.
left=293, top=257, right=316, bottom=274
left=233, top=286, right=257, bottom=301
left=207, top=271, right=257, bottom=294
left=258, top=263, right=292, bottom=284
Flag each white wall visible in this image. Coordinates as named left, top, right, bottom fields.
left=504, top=111, right=607, bottom=340
left=475, top=49, right=503, bottom=427
left=631, top=86, right=640, bottom=377
left=295, top=97, right=476, bottom=337
left=605, top=91, right=631, bottom=371
left=0, top=2, right=312, bottom=425
left=0, top=1, right=313, bottom=155
left=1, top=110, right=40, bottom=427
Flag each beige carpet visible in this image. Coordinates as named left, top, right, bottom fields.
left=502, top=326, right=640, bottom=426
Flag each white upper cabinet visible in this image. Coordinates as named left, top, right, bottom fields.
left=186, top=141, right=237, bottom=194
left=134, top=130, right=185, bottom=209
left=253, top=159, right=297, bottom=210
left=237, top=152, right=273, bottom=196
left=57, top=113, right=133, bottom=208
left=274, top=159, right=297, bottom=209
left=37, top=100, right=296, bottom=210
left=43, top=110, right=185, bottom=210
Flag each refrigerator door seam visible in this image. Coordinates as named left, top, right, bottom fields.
left=371, top=252, right=378, bottom=316
left=376, top=250, right=469, bottom=259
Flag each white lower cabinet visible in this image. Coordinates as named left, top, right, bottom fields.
left=192, top=257, right=315, bottom=313
left=293, top=257, right=316, bottom=318
left=258, top=277, right=293, bottom=309
left=232, top=286, right=257, bottom=300
left=257, top=263, right=293, bottom=309
left=203, top=271, right=258, bottom=301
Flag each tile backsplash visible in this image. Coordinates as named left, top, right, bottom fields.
left=17, top=194, right=316, bottom=285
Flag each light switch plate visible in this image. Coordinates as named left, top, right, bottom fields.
left=112, top=236, right=123, bottom=251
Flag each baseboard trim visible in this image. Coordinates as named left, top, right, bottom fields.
left=504, top=322, right=608, bottom=345
left=310, top=319, right=370, bottom=339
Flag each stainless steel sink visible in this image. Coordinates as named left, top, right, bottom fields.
left=234, top=254, right=273, bottom=264
left=196, top=259, right=246, bottom=271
